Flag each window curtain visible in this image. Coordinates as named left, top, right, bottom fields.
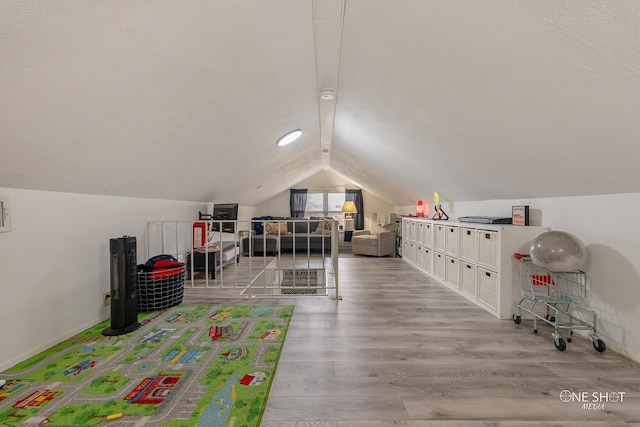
left=290, top=189, right=308, bottom=218
left=345, top=189, right=364, bottom=241
left=345, top=189, right=364, bottom=229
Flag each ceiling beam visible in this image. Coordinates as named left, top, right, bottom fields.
left=312, top=0, right=345, bottom=169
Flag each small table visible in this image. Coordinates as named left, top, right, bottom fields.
left=185, top=242, right=239, bottom=279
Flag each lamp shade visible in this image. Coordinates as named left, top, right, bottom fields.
left=341, top=201, right=357, bottom=214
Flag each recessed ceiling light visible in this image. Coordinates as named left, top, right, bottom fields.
left=320, top=88, right=335, bottom=100
left=277, top=129, right=302, bottom=147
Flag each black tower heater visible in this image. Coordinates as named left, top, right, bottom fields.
left=102, top=236, right=141, bottom=336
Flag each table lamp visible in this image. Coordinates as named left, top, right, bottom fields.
left=342, top=200, right=357, bottom=231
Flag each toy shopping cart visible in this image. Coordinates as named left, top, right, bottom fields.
left=512, top=253, right=606, bottom=352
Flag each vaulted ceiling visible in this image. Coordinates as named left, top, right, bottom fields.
left=2, top=1, right=640, bottom=206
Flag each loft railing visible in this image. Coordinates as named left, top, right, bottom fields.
left=144, top=218, right=340, bottom=299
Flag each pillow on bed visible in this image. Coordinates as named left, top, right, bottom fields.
left=265, top=221, right=288, bottom=235
left=313, top=221, right=332, bottom=234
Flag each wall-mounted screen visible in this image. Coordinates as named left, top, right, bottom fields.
left=211, top=203, right=238, bottom=233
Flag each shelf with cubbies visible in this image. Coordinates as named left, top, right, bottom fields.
left=402, top=218, right=548, bottom=319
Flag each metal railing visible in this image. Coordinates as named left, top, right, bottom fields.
left=144, top=218, right=340, bottom=299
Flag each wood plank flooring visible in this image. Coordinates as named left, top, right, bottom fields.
left=182, top=253, right=640, bottom=426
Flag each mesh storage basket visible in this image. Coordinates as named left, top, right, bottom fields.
left=136, top=266, right=185, bottom=312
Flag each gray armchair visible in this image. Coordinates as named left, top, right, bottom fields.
left=351, top=213, right=397, bottom=257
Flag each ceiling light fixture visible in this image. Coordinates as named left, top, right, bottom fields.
left=320, top=88, right=335, bottom=100
left=276, top=129, right=302, bottom=147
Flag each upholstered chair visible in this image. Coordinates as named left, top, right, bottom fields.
left=351, top=213, right=397, bottom=257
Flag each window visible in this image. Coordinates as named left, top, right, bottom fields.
left=305, top=193, right=324, bottom=215
left=327, top=193, right=345, bottom=213
left=305, top=192, right=345, bottom=217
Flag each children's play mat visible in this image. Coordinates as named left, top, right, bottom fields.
left=0, top=304, right=294, bottom=426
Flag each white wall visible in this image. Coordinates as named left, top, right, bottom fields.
left=0, top=188, right=205, bottom=371
left=7, top=185, right=635, bottom=368
left=400, top=193, right=640, bottom=363
left=256, top=190, right=290, bottom=218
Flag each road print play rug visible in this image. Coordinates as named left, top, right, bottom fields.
left=0, top=304, right=293, bottom=426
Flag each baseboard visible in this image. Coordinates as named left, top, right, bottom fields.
left=0, top=315, right=108, bottom=372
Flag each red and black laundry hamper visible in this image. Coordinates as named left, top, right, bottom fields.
left=136, top=255, right=185, bottom=312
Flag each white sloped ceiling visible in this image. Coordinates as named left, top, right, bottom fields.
left=330, top=0, right=640, bottom=204
left=2, top=1, right=640, bottom=206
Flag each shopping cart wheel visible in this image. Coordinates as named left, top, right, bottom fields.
left=554, top=338, right=567, bottom=352
left=513, top=314, right=521, bottom=324
left=593, top=339, right=606, bottom=353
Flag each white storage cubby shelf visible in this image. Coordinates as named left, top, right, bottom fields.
left=402, top=218, right=548, bottom=319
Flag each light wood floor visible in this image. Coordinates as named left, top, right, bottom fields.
left=182, top=253, right=640, bottom=426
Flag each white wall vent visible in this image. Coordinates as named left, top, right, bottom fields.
left=0, top=197, right=11, bottom=232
